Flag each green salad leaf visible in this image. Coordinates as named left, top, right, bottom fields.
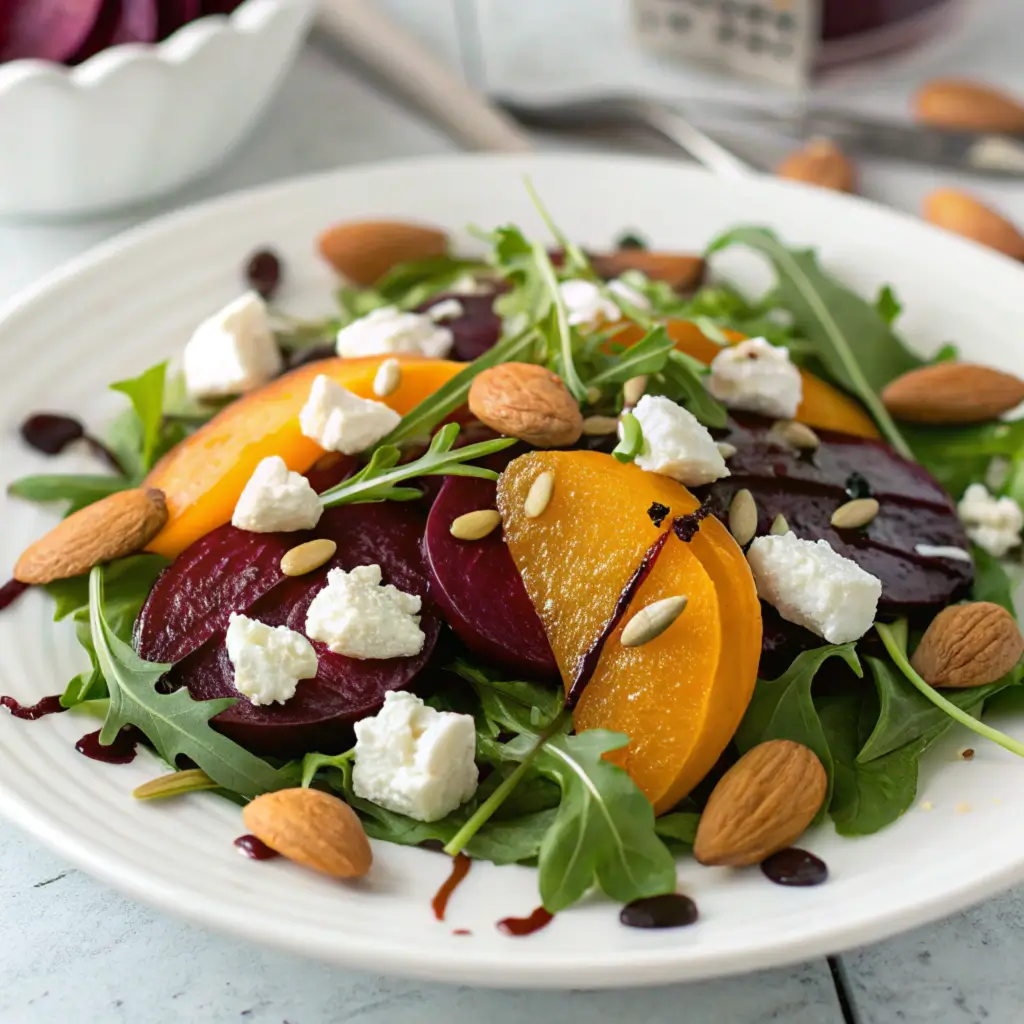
left=585, top=324, right=676, bottom=387
left=89, top=566, right=293, bottom=797
left=707, top=226, right=919, bottom=457
left=653, top=810, right=700, bottom=852
left=110, top=362, right=168, bottom=471
left=659, top=349, right=729, bottom=428
left=373, top=255, right=488, bottom=309
left=8, top=474, right=130, bottom=515
left=318, top=423, right=515, bottom=507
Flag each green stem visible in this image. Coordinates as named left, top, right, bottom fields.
left=876, top=621, right=1024, bottom=759
left=532, top=241, right=588, bottom=404
left=443, top=710, right=568, bottom=857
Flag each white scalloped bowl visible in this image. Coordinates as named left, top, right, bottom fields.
left=0, top=0, right=317, bottom=219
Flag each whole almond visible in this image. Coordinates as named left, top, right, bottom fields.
left=880, top=362, right=1024, bottom=424
left=911, top=602, right=1024, bottom=689
left=14, top=487, right=167, bottom=584
left=914, top=78, right=1024, bottom=134
left=777, top=139, right=856, bottom=193
left=469, top=363, right=583, bottom=447
left=923, top=190, right=1024, bottom=260
left=242, top=788, right=372, bottom=879
left=317, top=220, right=448, bottom=286
left=589, top=251, right=705, bottom=292
left=694, top=740, right=827, bottom=867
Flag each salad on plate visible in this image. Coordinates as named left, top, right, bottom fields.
left=4, top=187, right=1023, bottom=935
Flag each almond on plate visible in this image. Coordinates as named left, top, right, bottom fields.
left=468, top=362, right=583, bottom=447
left=694, top=739, right=827, bottom=867
left=913, top=78, right=1024, bottom=134
left=317, top=220, right=448, bottom=286
left=922, top=190, right=1024, bottom=261
left=776, top=139, right=856, bottom=193
left=242, top=788, right=372, bottom=879
left=911, top=602, right=1024, bottom=689
left=14, top=487, right=167, bottom=584
left=880, top=362, right=1024, bottom=425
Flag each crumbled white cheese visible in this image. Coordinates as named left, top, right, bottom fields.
left=558, top=278, right=651, bottom=332
left=448, top=274, right=493, bottom=296
left=183, top=291, right=283, bottom=399
left=608, top=277, right=651, bottom=309
left=425, top=298, right=464, bottom=323
left=305, top=564, right=424, bottom=660
left=914, top=544, right=973, bottom=563
left=232, top=456, right=323, bottom=533
left=352, top=691, right=478, bottom=822
left=631, top=394, right=730, bottom=486
left=335, top=306, right=453, bottom=359
left=299, top=374, right=400, bottom=454
left=225, top=613, right=318, bottom=706
left=707, top=337, right=803, bottom=419
left=957, top=483, right=1023, bottom=558
left=747, top=532, right=882, bottom=644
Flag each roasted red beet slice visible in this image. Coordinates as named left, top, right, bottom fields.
left=424, top=476, right=558, bottom=680
left=156, top=0, right=199, bottom=39
left=140, top=501, right=440, bottom=757
left=0, top=0, right=106, bottom=62
left=416, top=293, right=503, bottom=362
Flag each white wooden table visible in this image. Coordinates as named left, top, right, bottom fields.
left=1, top=2, right=1022, bottom=1020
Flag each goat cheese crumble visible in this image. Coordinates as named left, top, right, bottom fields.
left=225, top=613, right=318, bottom=706
left=632, top=394, right=730, bottom=486
left=335, top=306, right=453, bottom=359
left=352, top=691, right=479, bottom=822
left=707, top=337, right=803, bottom=419
left=304, top=564, right=424, bottom=660
left=957, top=483, right=1023, bottom=558
left=299, top=374, right=400, bottom=454
left=747, top=532, right=882, bottom=644
left=232, top=456, right=322, bottom=533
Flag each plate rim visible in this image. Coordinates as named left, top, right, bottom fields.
left=2, top=151, right=1024, bottom=988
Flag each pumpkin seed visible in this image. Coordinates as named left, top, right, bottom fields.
left=372, top=357, right=402, bottom=397
left=582, top=415, right=620, bottom=436
left=586, top=386, right=602, bottom=405
left=280, top=538, right=338, bottom=576
left=831, top=497, right=880, bottom=530
left=524, top=471, right=555, bottom=518
left=716, top=441, right=737, bottom=460
left=450, top=509, right=502, bottom=541
left=772, top=420, right=820, bottom=451
left=623, top=375, right=648, bottom=407
left=728, top=488, right=758, bottom=546
left=133, top=769, right=218, bottom=801
left=621, top=595, right=689, bottom=648
left=770, top=513, right=790, bottom=535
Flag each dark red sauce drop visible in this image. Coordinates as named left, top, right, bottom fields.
left=20, top=413, right=84, bottom=454
left=497, top=906, right=554, bottom=937
left=620, top=893, right=699, bottom=929
left=432, top=852, right=471, bottom=921
left=452, top=928, right=472, bottom=936
left=245, top=248, right=283, bottom=300
left=0, top=579, right=31, bottom=612
left=0, top=694, right=66, bottom=720
left=234, top=834, right=280, bottom=860
left=75, top=726, right=143, bottom=764
left=761, top=848, right=828, bottom=887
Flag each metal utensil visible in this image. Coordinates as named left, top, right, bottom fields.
left=497, top=93, right=1024, bottom=178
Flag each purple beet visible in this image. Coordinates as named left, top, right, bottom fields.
left=0, top=0, right=106, bottom=61
left=156, top=0, right=199, bottom=38
left=424, top=476, right=558, bottom=680
left=698, top=413, right=973, bottom=625
left=138, top=501, right=440, bottom=756
left=416, top=293, right=502, bottom=362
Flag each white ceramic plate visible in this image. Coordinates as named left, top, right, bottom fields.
left=1, top=153, right=1022, bottom=989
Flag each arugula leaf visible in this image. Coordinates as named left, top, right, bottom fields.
left=902, top=419, right=1024, bottom=501
left=654, top=811, right=701, bottom=852
left=817, top=689, right=923, bottom=836
left=876, top=621, right=1024, bottom=760
left=707, top=227, right=919, bottom=457
left=586, top=325, right=676, bottom=387
left=875, top=285, right=902, bottom=325
left=659, top=349, right=729, bottom=428
left=735, top=644, right=862, bottom=814
left=972, top=546, right=1019, bottom=612
left=449, top=659, right=563, bottom=734
left=857, top=654, right=1004, bottom=763
left=89, top=567, right=292, bottom=796
left=526, top=729, right=676, bottom=912
left=930, top=342, right=959, bottom=364
left=8, top=473, right=129, bottom=514
left=335, top=285, right=389, bottom=327
left=612, top=412, right=643, bottom=464
left=318, top=424, right=515, bottom=508
left=374, top=326, right=538, bottom=449
left=374, top=256, right=488, bottom=308
left=531, top=242, right=588, bottom=402
left=110, top=362, right=168, bottom=472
